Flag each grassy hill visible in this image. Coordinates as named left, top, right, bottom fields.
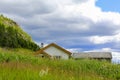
left=0, top=48, right=120, bottom=80
left=0, top=15, right=39, bottom=51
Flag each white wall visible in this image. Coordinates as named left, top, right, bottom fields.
left=44, top=46, right=69, bottom=59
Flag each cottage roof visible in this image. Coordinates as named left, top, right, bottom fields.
left=35, top=43, right=72, bottom=56
left=72, top=52, right=112, bottom=59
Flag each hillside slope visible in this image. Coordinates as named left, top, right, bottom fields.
left=0, top=15, right=39, bottom=51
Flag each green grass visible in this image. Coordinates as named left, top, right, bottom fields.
left=0, top=48, right=120, bottom=80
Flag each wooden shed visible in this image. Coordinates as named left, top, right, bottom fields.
left=72, top=52, right=112, bottom=62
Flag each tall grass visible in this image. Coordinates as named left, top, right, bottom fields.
left=0, top=48, right=120, bottom=80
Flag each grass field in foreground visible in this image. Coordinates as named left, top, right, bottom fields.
left=0, top=48, right=120, bottom=80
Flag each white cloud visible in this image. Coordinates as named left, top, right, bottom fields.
left=90, top=36, right=112, bottom=44
left=89, top=33, right=120, bottom=44
left=112, top=52, right=120, bottom=63
left=67, top=48, right=83, bottom=53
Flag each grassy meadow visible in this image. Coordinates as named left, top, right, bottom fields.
left=0, top=48, right=120, bottom=80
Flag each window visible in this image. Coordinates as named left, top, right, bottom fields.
left=39, top=54, right=44, bottom=58
left=54, top=56, right=61, bottom=59
left=42, top=55, right=44, bottom=58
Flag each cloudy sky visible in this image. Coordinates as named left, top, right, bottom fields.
left=0, top=0, right=120, bottom=62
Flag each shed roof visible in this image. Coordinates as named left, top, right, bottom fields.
left=72, top=52, right=112, bottom=59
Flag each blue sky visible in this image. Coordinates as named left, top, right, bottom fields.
left=96, top=0, right=120, bottom=12
left=0, top=0, right=120, bottom=62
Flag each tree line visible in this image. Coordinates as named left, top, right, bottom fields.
left=0, top=23, right=40, bottom=51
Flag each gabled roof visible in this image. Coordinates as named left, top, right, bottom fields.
left=73, top=52, right=112, bottom=59
left=35, top=43, right=72, bottom=56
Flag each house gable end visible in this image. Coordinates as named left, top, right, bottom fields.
left=35, top=43, right=72, bottom=59
left=41, top=43, right=72, bottom=55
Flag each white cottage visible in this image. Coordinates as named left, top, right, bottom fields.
left=35, top=43, right=72, bottom=60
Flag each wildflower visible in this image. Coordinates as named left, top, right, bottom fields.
left=39, top=68, right=49, bottom=77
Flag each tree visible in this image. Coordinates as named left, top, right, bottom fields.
left=0, top=15, right=40, bottom=51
